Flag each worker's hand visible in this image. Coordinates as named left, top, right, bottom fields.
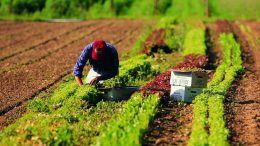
left=89, top=76, right=101, bottom=85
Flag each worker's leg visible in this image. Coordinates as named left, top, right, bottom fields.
left=86, top=68, right=102, bottom=84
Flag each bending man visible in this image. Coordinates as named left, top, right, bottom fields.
left=73, top=40, right=119, bottom=86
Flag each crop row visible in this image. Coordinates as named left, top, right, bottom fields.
left=0, top=55, right=157, bottom=146
left=188, top=33, right=243, bottom=146
left=183, top=27, right=206, bottom=55
left=173, top=54, right=208, bottom=70
left=103, top=55, right=157, bottom=88
left=95, top=93, right=159, bottom=146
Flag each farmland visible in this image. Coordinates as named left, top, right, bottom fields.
left=0, top=1, right=260, bottom=146
left=0, top=20, right=148, bottom=129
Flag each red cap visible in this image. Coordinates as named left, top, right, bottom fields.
left=92, top=40, right=107, bottom=60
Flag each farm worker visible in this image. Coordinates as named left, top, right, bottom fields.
left=73, top=40, right=119, bottom=86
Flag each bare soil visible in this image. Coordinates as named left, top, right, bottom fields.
left=143, top=101, right=193, bottom=146
left=0, top=20, right=148, bottom=130
left=224, top=21, right=260, bottom=146
left=0, top=22, right=88, bottom=61
left=0, top=22, right=63, bottom=49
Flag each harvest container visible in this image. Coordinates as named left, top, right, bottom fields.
left=170, top=69, right=208, bottom=88
left=99, top=86, right=139, bottom=101
left=170, top=86, right=203, bottom=103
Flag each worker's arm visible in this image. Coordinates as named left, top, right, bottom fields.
left=75, top=76, right=84, bottom=86
left=73, top=44, right=91, bottom=86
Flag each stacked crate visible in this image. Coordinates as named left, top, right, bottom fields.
left=170, top=70, right=208, bottom=103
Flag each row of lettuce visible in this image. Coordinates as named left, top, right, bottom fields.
left=188, top=33, right=243, bottom=146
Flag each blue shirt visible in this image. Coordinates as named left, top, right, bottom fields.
left=73, top=42, right=119, bottom=78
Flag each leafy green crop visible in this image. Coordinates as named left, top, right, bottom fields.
left=103, top=55, right=158, bottom=88
left=188, top=94, right=209, bottom=146
left=208, top=94, right=229, bottom=146
left=95, top=93, right=159, bottom=146
left=183, top=28, right=206, bottom=55
left=188, top=33, right=243, bottom=145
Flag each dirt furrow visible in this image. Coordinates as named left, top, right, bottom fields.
left=0, top=22, right=112, bottom=73
left=224, top=22, right=260, bottom=146
left=0, top=22, right=81, bottom=49
left=143, top=102, right=193, bottom=146
left=109, top=24, right=143, bottom=55
left=0, top=22, right=41, bottom=39
left=0, top=21, right=93, bottom=61
left=0, top=20, right=146, bottom=121
left=0, top=21, right=36, bottom=35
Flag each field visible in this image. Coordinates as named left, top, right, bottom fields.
left=0, top=20, right=147, bottom=129
left=0, top=2, right=260, bottom=145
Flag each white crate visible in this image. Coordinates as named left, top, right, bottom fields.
left=170, top=85, right=203, bottom=103
left=170, top=70, right=208, bottom=88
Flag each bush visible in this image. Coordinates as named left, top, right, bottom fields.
left=0, top=0, right=13, bottom=14
left=157, top=0, right=172, bottom=14
left=114, top=0, right=133, bottom=15
left=12, top=0, right=45, bottom=14
left=44, top=0, right=70, bottom=17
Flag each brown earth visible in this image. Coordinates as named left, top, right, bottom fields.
left=0, top=19, right=149, bottom=130
left=0, top=21, right=37, bottom=36
left=0, top=22, right=82, bottom=50
left=224, top=21, right=260, bottom=146
left=143, top=101, right=193, bottom=146
left=0, top=22, right=88, bottom=61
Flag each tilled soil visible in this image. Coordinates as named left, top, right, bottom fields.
left=0, top=21, right=38, bottom=36
left=0, top=22, right=89, bottom=61
left=0, top=20, right=147, bottom=130
left=0, top=22, right=65, bottom=49
left=224, top=21, right=260, bottom=146
left=143, top=102, right=193, bottom=146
